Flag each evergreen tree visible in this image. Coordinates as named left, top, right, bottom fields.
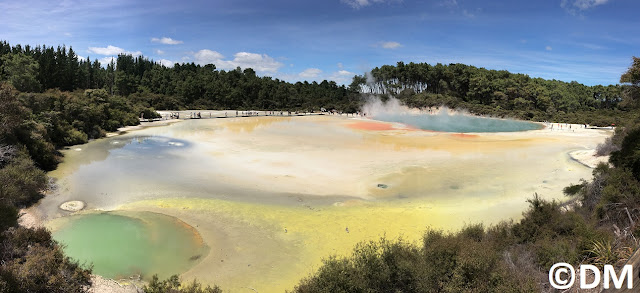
left=0, top=53, right=41, bottom=92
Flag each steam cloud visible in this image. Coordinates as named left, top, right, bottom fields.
left=360, top=97, right=541, bottom=133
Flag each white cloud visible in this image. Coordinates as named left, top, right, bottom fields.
left=546, top=46, right=553, bottom=51
left=189, top=50, right=352, bottom=83
left=88, top=45, right=142, bottom=56
left=98, top=56, right=116, bottom=66
left=229, top=52, right=283, bottom=72
left=440, top=0, right=458, bottom=8
left=88, top=45, right=123, bottom=55
left=329, top=70, right=356, bottom=85
left=151, top=37, right=183, bottom=45
left=276, top=68, right=355, bottom=85
left=380, top=41, right=402, bottom=49
left=341, top=0, right=397, bottom=9
left=462, top=9, right=476, bottom=18
left=193, top=49, right=225, bottom=64
left=332, top=70, right=355, bottom=78
left=573, top=0, right=609, bottom=9
left=155, top=49, right=165, bottom=55
left=439, top=1, right=480, bottom=18
left=299, top=68, right=323, bottom=78
left=158, top=59, right=175, bottom=67
left=193, top=49, right=283, bottom=73
left=561, top=0, right=611, bottom=14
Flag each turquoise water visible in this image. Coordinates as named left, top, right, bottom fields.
left=52, top=211, right=208, bottom=280
left=375, top=112, right=542, bottom=132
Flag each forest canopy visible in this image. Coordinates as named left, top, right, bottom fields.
left=0, top=40, right=633, bottom=126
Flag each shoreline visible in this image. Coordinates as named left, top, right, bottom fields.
left=88, top=275, right=140, bottom=293
left=569, top=149, right=610, bottom=169
left=105, top=110, right=328, bottom=139
left=105, top=118, right=182, bottom=137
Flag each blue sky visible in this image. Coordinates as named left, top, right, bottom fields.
left=0, top=0, right=638, bottom=85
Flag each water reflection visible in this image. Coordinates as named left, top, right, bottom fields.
left=111, top=136, right=193, bottom=159
left=42, top=135, right=195, bottom=218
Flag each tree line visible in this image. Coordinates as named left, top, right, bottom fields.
left=0, top=41, right=361, bottom=113
left=1, top=40, right=634, bottom=126
left=352, top=62, right=629, bottom=125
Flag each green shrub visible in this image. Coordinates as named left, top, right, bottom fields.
left=63, top=128, right=88, bottom=145
left=0, top=227, right=92, bottom=292
left=294, top=229, right=537, bottom=293
left=563, top=183, right=584, bottom=196
left=143, top=274, right=222, bottom=293
left=0, top=150, right=47, bottom=206
left=610, top=127, right=640, bottom=180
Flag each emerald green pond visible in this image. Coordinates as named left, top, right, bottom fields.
left=52, top=211, right=208, bottom=280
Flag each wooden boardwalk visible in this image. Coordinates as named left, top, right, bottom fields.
left=155, top=111, right=327, bottom=121
left=602, top=247, right=640, bottom=292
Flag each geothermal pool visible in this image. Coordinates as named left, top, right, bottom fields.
left=373, top=111, right=543, bottom=132
left=50, top=211, right=207, bottom=280
left=35, top=113, right=610, bottom=292
left=362, top=98, right=543, bottom=132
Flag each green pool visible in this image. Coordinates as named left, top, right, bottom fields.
left=52, top=211, right=208, bottom=280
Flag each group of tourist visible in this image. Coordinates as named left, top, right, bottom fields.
left=546, top=122, right=590, bottom=131
left=161, top=108, right=376, bottom=120
left=326, top=111, right=367, bottom=117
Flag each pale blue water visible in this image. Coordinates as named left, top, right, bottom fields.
left=375, top=112, right=542, bottom=132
